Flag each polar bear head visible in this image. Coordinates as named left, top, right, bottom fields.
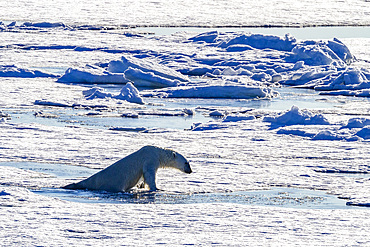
left=162, top=149, right=192, bottom=174
left=172, top=151, right=192, bottom=174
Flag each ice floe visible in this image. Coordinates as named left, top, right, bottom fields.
left=142, top=85, right=278, bottom=99
left=108, top=56, right=188, bottom=83
left=58, top=55, right=188, bottom=87
left=263, top=105, right=330, bottom=127
left=341, top=117, right=370, bottom=129
left=0, top=65, right=57, bottom=78
left=222, top=115, right=256, bottom=122
left=265, top=107, right=370, bottom=141
left=42, top=30, right=370, bottom=100
left=189, top=112, right=256, bottom=131
left=57, top=68, right=128, bottom=84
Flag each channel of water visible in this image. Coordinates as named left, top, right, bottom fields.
left=1, top=162, right=365, bottom=209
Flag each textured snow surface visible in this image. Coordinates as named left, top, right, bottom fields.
left=1, top=185, right=369, bottom=246
left=0, top=0, right=369, bottom=27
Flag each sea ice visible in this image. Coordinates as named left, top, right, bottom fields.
left=46, top=29, right=370, bottom=99
left=83, top=82, right=145, bottom=104
left=142, top=85, right=278, bottom=99
left=22, top=22, right=67, bottom=28
left=270, top=111, right=370, bottom=141
left=222, top=115, right=256, bottom=122
left=342, top=117, right=370, bottom=129
left=57, top=68, right=128, bottom=84
left=314, top=67, right=370, bottom=91
left=218, top=33, right=297, bottom=52
left=58, top=55, right=188, bottom=87
left=1, top=11, right=370, bottom=246
left=263, top=106, right=330, bottom=126
left=108, top=56, right=188, bottom=83
left=0, top=65, right=57, bottom=78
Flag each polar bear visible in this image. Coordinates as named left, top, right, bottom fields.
left=62, top=145, right=192, bottom=192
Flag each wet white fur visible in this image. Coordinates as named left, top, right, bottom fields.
left=63, top=145, right=191, bottom=192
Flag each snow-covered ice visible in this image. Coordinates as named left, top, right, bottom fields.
left=83, top=82, right=145, bottom=105
left=0, top=64, right=57, bottom=78
left=142, top=85, right=278, bottom=99
left=1, top=1, right=370, bottom=246
left=0, top=0, right=369, bottom=27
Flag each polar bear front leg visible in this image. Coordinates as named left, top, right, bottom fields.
left=143, top=166, right=158, bottom=191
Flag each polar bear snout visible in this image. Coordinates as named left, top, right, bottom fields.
left=184, top=162, right=192, bottom=174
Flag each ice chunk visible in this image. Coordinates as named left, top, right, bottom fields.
left=209, top=110, right=226, bottom=117
left=83, top=87, right=113, bottom=100
left=312, top=130, right=359, bottom=141
left=282, top=67, right=333, bottom=87
left=251, top=72, right=272, bottom=82
left=222, top=68, right=238, bottom=76
left=179, top=67, right=213, bottom=76
left=58, top=68, right=128, bottom=84
left=356, top=127, right=370, bottom=139
left=0, top=65, right=57, bottom=78
left=289, top=38, right=353, bottom=67
left=327, top=38, right=355, bottom=65
left=124, top=68, right=180, bottom=88
left=225, top=44, right=254, bottom=52
left=34, top=100, right=72, bottom=108
left=183, top=108, right=195, bottom=115
left=263, top=106, right=330, bottom=126
left=222, top=115, right=256, bottom=122
left=342, top=118, right=370, bottom=129
left=319, top=89, right=370, bottom=97
left=190, top=122, right=227, bottom=131
left=116, top=82, right=145, bottom=104
left=314, top=68, right=370, bottom=91
left=83, top=83, right=145, bottom=104
left=276, top=129, right=316, bottom=138
left=142, top=85, right=278, bottom=99
left=22, top=22, right=66, bottom=28
left=291, top=43, right=338, bottom=66
left=108, top=55, right=188, bottom=83
left=188, top=31, right=219, bottom=43
left=220, top=33, right=297, bottom=52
